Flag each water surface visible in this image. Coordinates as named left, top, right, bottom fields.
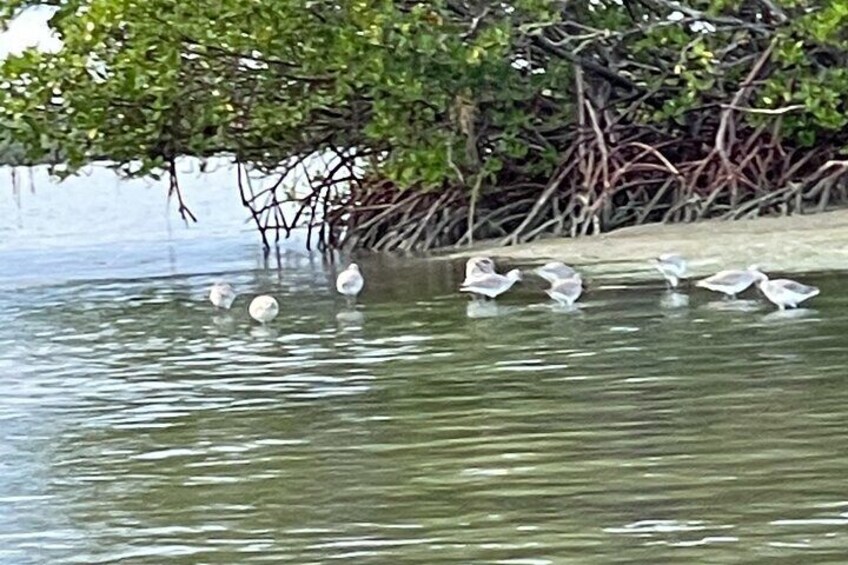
left=2, top=166, right=848, bottom=563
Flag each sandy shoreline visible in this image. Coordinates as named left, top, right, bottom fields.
left=442, top=209, right=848, bottom=281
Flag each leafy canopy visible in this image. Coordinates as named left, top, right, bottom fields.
left=2, top=0, right=847, bottom=184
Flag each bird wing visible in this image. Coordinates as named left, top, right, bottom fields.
left=536, top=262, right=577, bottom=282
left=550, top=278, right=582, bottom=294
left=461, top=272, right=488, bottom=286
left=460, top=273, right=506, bottom=291
left=773, top=279, right=819, bottom=296
left=700, top=270, right=751, bottom=286
left=550, top=263, right=577, bottom=278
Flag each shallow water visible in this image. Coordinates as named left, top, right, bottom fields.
left=3, top=167, right=848, bottom=563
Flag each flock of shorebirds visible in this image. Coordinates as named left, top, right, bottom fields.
left=208, top=264, right=366, bottom=324
left=208, top=253, right=820, bottom=324
left=457, top=253, right=820, bottom=310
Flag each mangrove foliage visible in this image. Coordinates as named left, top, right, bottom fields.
left=2, top=0, right=848, bottom=250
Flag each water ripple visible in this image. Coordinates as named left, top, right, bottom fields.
left=1, top=261, right=847, bottom=562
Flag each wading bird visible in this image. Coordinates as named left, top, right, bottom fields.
left=249, top=295, right=279, bottom=324
left=652, top=253, right=687, bottom=289
left=696, top=266, right=762, bottom=299
left=545, top=274, right=583, bottom=307
left=209, top=282, right=237, bottom=309
left=534, top=261, right=578, bottom=285
left=753, top=271, right=820, bottom=310
left=336, top=263, right=365, bottom=305
left=460, top=268, right=523, bottom=300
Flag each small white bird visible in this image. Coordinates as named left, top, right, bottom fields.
left=534, top=261, right=578, bottom=284
left=209, top=282, right=237, bottom=309
left=696, top=266, right=761, bottom=299
left=652, top=253, right=687, bottom=288
left=753, top=272, right=819, bottom=310
left=460, top=268, right=523, bottom=300
left=546, top=275, right=583, bottom=306
left=336, top=263, right=365, bottom=304
left=248, top=295, right=279, bottom=324
left=462, top=256, right=496, bottom=285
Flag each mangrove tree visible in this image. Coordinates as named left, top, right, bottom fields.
left=2, top=0, right=848, bottom=250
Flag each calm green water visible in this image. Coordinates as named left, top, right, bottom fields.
left=2, top=166, right=848, bottom=563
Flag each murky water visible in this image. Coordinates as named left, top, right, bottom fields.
left=2, top=166, right=848, bottom=563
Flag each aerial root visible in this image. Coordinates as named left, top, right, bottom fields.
left=231, top=115, right=848, bottom=253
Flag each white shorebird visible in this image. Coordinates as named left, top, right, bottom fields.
left=460, top=268, right=523, bottom=300
left=534, top=261, right=578, bottom=284
left=209, top=282, right=237, bottom=309
left=248, top=295, right=279, bottom=324
left=462, top=256, right=496, bottom=285
left=753, top=272, right=819, bottom=310
left=696, top=266, right=761, bottom=299
left=336, top=263, right=365, bottom=304
left=545, top=274, right=583, bottom=307
left=652, top=253, right=687, bottom=288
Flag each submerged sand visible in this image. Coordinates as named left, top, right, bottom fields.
left=443, top=209, right=848, bottom=281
